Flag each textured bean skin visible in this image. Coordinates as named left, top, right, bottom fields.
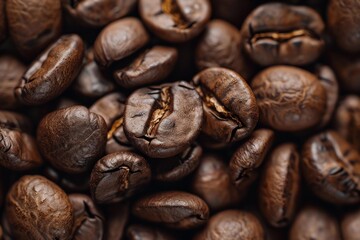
left=15, top=35, right=85, bottom=105
left=194, top=210, right=265, bottom=240
left=5, top=175, right=74, bottom=240
left=37, top=105, right=107, bottom=174
left=252, top=66, right=327, bottom=132
left=6, top=0, right=62, bottom=58
left=302, top=131, right=360, bottom=204
left=139, top=0, right=211, bottom=43
left=328, top=0, right=360, bottom=53
left=192, top=67, right=259, bottom=143
left=289, top=206, right=341, bottom=240
left=0, top=55, right=26, bottom=110
left=230, top=129, right=275, bottom=190
left=259, top=143, right=301, bottom=227
left=0, top=0, right=6, bottom=43
left=94, top=18, right=150, bottom=67
left=132, top=191, right=209, bottom=229
left=62, top=0, right=137, bottom=27
left=341, top=208, right=360, bottom=240
left=90, top=152, right=151, bottom=204
left=0, top=111, right=43, bottom=171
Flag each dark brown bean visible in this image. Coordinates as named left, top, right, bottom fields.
left=341, top=208, right=360, bottom=240
left=104, top=202, right=129, bottom=240
left=127, top=224, right=177, bottom=240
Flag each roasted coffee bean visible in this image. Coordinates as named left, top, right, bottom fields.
left=132, top=191, right=209, bottom=229
left=0, top=111, right=42, bottom=171
left=15, top=34, right=85, bottom=105
left=194, top=210, right=265, bottom=240
left=259, top=143, right=301, bottom=227
left=341, top=208, right=360, bottom=240
left=104, top=202, right=129, bottom=240
left=37, top=105, right=107, bottom=174
left=302, top=131, right=360, bottom=204
left=127, top=224, right=176, bottom=240
left=62, top=0, right=137, bottom=28
left=114, top=46, right=178, bottom=89
left=69, top=194, right=104, bottom=240
left=289, top=206, right=341, bottom=240
left=153, top=143, right=202, bottom=182
left=192, top=67, right=258, bottom=143
left=72, top=48, right=115, bottom=99
left=252, top=66, right=327, bottom=132
left=241, top=3, right=324, bottom=66
left=191, top=154, right=243, bottom=211
left=6, top=0, right=62, bottom=59
left=196, top=19, right=254, bottom=80
left=5, top=175, right=73, bottom=240
left=230, top=129, right=275, bottom=190
left=90, top=151, right=151, bottom=204
left=139, top=0, right=211, bottom=43
left=124, top=81, right=203, bottom=158
left=0, top=0, right=6, bottom=43
left=94, top=17, right=149, bottom=68
left=328, top=0, right=360, bottom=53
left=314, top=64, right=339, bottom=128
left=0, top=55, right=26, bottom=110
left=335, top=96, right=360, bottom=150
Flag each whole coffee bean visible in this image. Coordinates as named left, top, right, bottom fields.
left=335, top=96, right=360, bottom=150
left=127, top=224, right=176, bottom=240
left=124, top=81, right=203, bottom=158
left=341, top=208, right=360, bottom=240
left=230, top=129, right=275, bottom=190
left=62, top=0, right=137, bottom=28
left=15, top=34, right=85, bottom=105
left=259, top=143, right=301, bottom=227
left=94, top=17, right=150, bottom=68
left=315, top=64, right=339, bottom=128
left=191, top=154, right=243, bottom=211
left=104, top=202, right=129, bottom=240
left=252, top=66, right=327, bottom=132
left=328, top=0, right=360, bottom=53
left=72, top=49, right=115, bottom=99
left=90, top=151, right=151, bottom=204
left=6, top=0, right=62, bottom=59
left=132, top=191, right=209, bottom=229
left=289, top=206, right=341, bottom=240
left=194, top=210, right=265, bottom=240
left=302, top=130, right=360, bottom=204
left=114, top=46, right=178, bottom=89
left=69, top=194, right=104, bottom=240
left=0, top=55, right=26, bottom=110
left=5, top=175, right=74, bottom=240
left=241, top=3, right=324, bottom=66
left=0, top=111, right=43, bottom=171
left=329, top=50, right=360, bottom=93
left=37, top=105, right=107, bottom=174
left=0, top=0, right=6, bottom=43
left=153, top=143, right=202, bottom=182
left=139, top=0, right=211, bottom=43
left=195, top=19, right=254, bottom=80
left=192, top=67, right=258, bottom=143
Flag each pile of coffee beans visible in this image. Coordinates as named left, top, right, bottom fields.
left=0, top=0, right=360, bottom=239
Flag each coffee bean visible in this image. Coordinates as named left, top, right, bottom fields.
left=259, top=143, right=301, bottom=227
left=192, top=67, right=259, bottom=143
left=15, top=34, right=85, bottom=105
left=37, top=105, right=107, bottom=174
left=5, top=175, right=73, bottom=240
left=302, top=131, right=360, bottom=204
left=6, top=0, right=62, bottom=59
left=127, top=224, right=176, bottom=240
left=90, top=151, right=151, bottom=204
left=341, top=208, right=360, bottom=240
left=252, top=66, right=327, bottom=132
left=124, top=81, right=203, bottom=158
left=139, top=0, right=211, bottom=42
left=241, top=3, right=324, bottom=66
left=132, top=191, right=209, bottom=229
